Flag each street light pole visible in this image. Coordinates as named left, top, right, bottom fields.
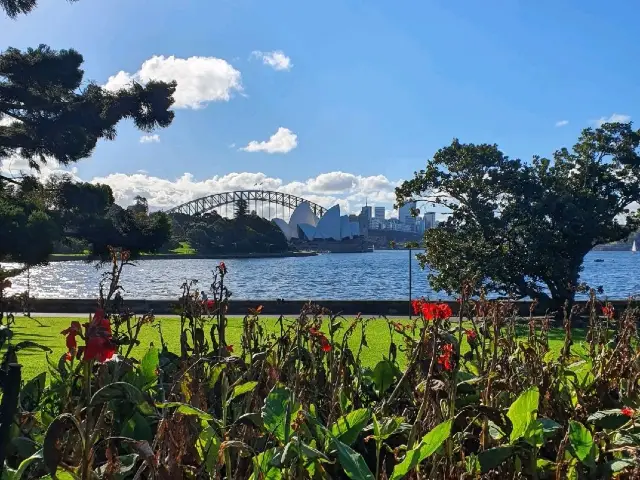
left=409, top=246, right=412, bottom=319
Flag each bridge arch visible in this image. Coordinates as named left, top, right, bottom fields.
left=167, top=190, right=327, bottom=218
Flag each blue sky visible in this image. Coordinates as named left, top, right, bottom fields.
left=1, top=0, right=638, bottom=217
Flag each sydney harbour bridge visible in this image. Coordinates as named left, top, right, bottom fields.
left=167, top=190, right=327, bottom=220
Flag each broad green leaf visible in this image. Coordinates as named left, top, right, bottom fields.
left=477, top=446, right=514, bottom=473
left=372, top=360, right=396, bottom=397
left=196, top=419, right=220, bottom=474
left=228, top=381, right=259, bottom=404
left=600, top=459, right=635, bottom=475
left=539, top=418, right=562, bottom=437
left=390, top=419, right=452, bottom=480
left=523, top=419, right=544, bottom=447
left=262, top=386, right=299, bottom=443
left=96, top=454, right=139, bottom=479
left=568, top=420, right=595, bottom=466
left=587, top=409, right=629, bottom=430
left=507, top=386, right=539, bottom=443
left=156, top=402, right=213, bottom=421
left=19, top=372, right=46, bottom=412
left=334, top=439, right=374, bottom=480
left=121, top=412, right=153, bottom=441
left=139, top=346, right=159, bottom=388
left=612, top=432, right=640, bottom=447
left=90, top=382, right=147, bottom=406
left=251, top=448, right=282, bottom=480
left=372, top=415, right=404, bottom=441
left=13, top=449, right=43, bottom=480
left=330, top=409, right=371, bottom=446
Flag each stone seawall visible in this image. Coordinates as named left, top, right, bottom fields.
left=48, top=251, right=318, bottom=262
left=18, top=298, right=633, bottom=316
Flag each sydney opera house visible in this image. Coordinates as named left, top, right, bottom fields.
left=273, top=202, right=371, bottom=253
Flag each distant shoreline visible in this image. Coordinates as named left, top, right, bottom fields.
left=48, top=251, right=318, bottom=262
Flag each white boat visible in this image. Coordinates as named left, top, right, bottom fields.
left=633, top=240, right=637, bottom=254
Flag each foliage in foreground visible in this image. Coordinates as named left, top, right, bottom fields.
left=396, top=121, right=640, bottom=309
left=1, top=260, right=640, bottom=478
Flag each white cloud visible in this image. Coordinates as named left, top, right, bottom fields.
left=140, top=134, right=160, bottom=144
left=594, top=113, right=631, bottom=127
left=0, top=154, right=80, bottom=182
left=87, top=170, right=403, bottom=218
left=240, top=127, right=298, bottom=154
left=555, top=120, right=569, bottom=127
left=251, top=50, right=292, bottom=71
left=0, top=115, right=16, bottom=127
left=103, top=55, right=242, bottom=109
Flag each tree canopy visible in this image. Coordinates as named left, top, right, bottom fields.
left=174, top=210, right=289, bottom=255
left=396, top=122, right=640, bottom=308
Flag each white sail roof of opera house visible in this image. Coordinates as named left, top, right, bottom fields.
left=287, top=202, right=318, bottom=239
left=315, top=205, right=341, bottom=241
left=272, top=218, right=292, bottom=240
left=297, top=223, right=317, bottom=240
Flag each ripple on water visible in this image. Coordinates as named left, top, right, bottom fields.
left=2, top=251, right=640, bottom=300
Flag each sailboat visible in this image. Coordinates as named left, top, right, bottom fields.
left=633, top=240, right=637, bottom=254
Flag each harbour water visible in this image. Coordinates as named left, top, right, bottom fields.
left=2, top=250, right=639, bottom=300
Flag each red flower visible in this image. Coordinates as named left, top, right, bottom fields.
left=438, top=343, right=454, bottom=371
left=226, top=344, right=234, bottom=353
left=320, top=337, right=332, bottom=352
left=309, top=327, right=321, bottom=336
left=64, top=352, right=73, bottom=362
left=218, top=262, right=227, bottom=275
left=411, top=299, right=423, bottom=315
left=207, top=299, right=215, bottom=309
left=602, top=305, right=615, bottom=319
left=621, top=407, right=635, bottom=418
left=465, top=329, right=477, bottom=341
left=435, top=303, right=453, bottom=319
left=84, top=336, right=116, bottom=363
left=420, top=302, right=453, bottom=320
left=61, top=321, right=82, bottom=350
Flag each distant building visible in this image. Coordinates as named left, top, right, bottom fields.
left=398, top=201, right=416, bottom=224
left=361, top=205, right=372, bottom=220
left=423, top=212, right=436, bottom=230
left=374, top=206, right=385, bottom=220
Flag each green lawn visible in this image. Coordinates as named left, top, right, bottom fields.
left=7, top=316, right=586, bottom=380
left=169, top=241, right=196, bottom=255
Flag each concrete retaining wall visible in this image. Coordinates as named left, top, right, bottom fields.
left=14, top=298, right=634, bottom=316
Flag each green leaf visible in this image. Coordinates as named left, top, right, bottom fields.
left=156, top=402, right=213, bottom=421
left=196, top=419, right=220, bottom=474
left=96, top=453, right=139, bottom=479
left=19, top=372, right=46, bottom=412
left=121, top=411, right=153, bottom=441
left=251, top=448, right=282, bottom=480
left=139, top=346, right=159, bottom=388
left=374, top=415, right=404, bottom=441
left=587, top=409, right=629, bottom=430
left=568, top=420, right=595, bottom=466
left=390, top=419, right=452, bottom=480
left=330, top=409, right=371, bottom=447
left=372, top=360, right=396, bottom=397
left=334, top=439, right=374, bottom=480
left=539, top=418, right=562, bottom=437
left=477, top=446, right=514, bottom=473
left=13, top=449, right=43, bottom=480
left=600, top=459, right=635, bottom=475
left=228, top=380, right=259, bottom=404
left=507, top=386, right=539, bottom=443
left=262, top=386, right=299, bottom=443
left=90, top=382, right=147, bottom=406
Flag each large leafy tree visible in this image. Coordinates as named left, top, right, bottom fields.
left=0, top=0, right=176, bottom=266
left=396, top=122, right=640, bottom=309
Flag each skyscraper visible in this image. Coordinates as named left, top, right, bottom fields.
left=398, top=201, right=416, bottom=224
left=423, top=211, right=436, bottom=230
left=361, top=205, right=372, bottom=219
left=374, top=206, right=385, bottom=220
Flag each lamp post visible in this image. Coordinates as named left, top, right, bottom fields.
left=405, top=241, right=419, bottom=319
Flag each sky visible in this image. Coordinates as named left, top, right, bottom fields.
left=1, top=0, right=639, bottom=219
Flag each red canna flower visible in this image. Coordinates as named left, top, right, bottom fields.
left=602, top=305, right=615, bottom=319
left=84, top=336, right=116, bottom=363
left=218, top=262, right=227, bottom=275
left=435, top=303, right=453, bottom=320
left=411, top=299, right=423, bottom=315
left=309, top=327, right=321, bottom=336
left=438, top=343, right=454, bottom=371
left=320, top=337, right=332, bottom=352
left=207, top=299, right=215, bottom=309
left=465, top=329, right=477, bottom=341
left=226, top=344, right=234, bottom=353
left=621, top=407, right=635, bottom=418
left=64, top=352, right=73, bottom=362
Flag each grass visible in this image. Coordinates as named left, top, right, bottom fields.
left=169, top=241, right=196, bottom=255
left=7, top=315, right=586, bottom=380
